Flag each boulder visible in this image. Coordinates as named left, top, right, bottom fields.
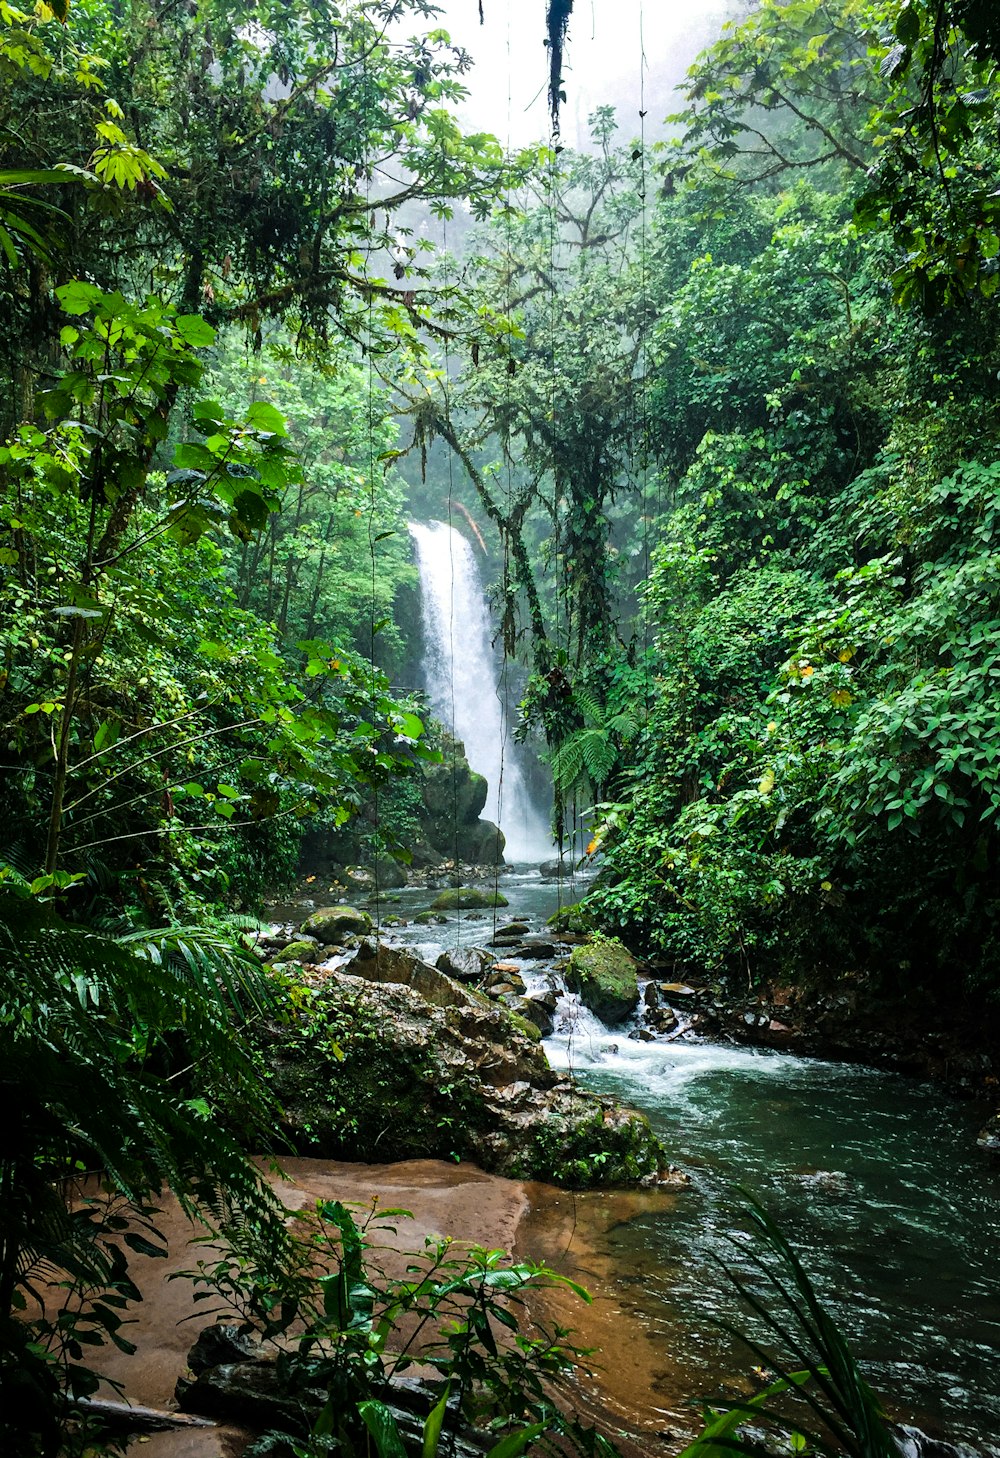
left=430, top=887, right=509, bottom=912
left=436, top=946, right=496, bottom=982
left=485, top=969, right=526, bottom=996
left=253, top=969, right=668, bottom=1187
left=340, top=859, right=408, bottom=892
left=454, top=820, right=506, bottom=866
left=511, top=995, right=555, bottom=1038
left=300, top=905, right=372, bottom=942
left=187, top=1323, right=261, bottom=1376
left=272, top=939, right=319, bottom=965
left=547, top=901, right=594, bottom=935
left=566, top=939, right=639, bottom=1024
left=348, top=940, right=489, bottom=1011
left=977, top=1112, right=1000, bottom=1153
left=538, top=859, right=572, bottom=879
left=495, top=922, right=531, bottom=938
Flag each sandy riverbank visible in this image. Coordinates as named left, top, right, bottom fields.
left=75, top=1155, right=685, bottom=1458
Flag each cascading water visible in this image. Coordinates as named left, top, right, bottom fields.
left=408, top=519, right=553, bottom=862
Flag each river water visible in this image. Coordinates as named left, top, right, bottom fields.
left=371, top=866, right=1000, bottom=1454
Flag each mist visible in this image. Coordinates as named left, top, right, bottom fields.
left=425, top=0, right=741, bottom=149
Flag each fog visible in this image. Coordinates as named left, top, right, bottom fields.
left=423, top=0, right=739, bottom=149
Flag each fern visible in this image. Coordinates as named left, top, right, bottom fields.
left=0, top=884, right=283, bottom=1448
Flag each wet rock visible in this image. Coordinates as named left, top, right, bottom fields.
left=566, top=940, right=639, bottom=1024
left=272, top=939, right=319, bottom=965
left=510, top=995, right=555, bottom=1038
left=254, top=969, right=667, bottom=1187
left=348, top=939, right=489, bottom=1011
left=547, top=902, right=594, bottom=935
left=977, top=1112, right=1000, bottom=1153
left=186, top=1323, right=261, bottom=1376
left=892, top=1425, right=983, bottom=1458
left=485, top=969, right=526, bottom=996
left=647, top=1007, right=679, bottom=1034
left=643, top=982, right=659, bottom=1008
left=178, top=1360, right=307, bottom=1432
left=454, top=820, right=506, bottom=865
left=539, top=859, right=572, bottom=879
left=341, top=859, right=408, bottom=893
left=495, top=922, right=531, bottom=938
left=507, top=936, right=559, bottom=959
left=300, top=905, right=372, bottom=942
left=431, top=887, right=509, bottom=911
left=436, top=946, right=496, bottom=982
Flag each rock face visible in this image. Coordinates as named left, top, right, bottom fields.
left=347, top=938, right=490, bottom=1011
left=566, top=940, right=639, bottom=1023
left=418, top=731, right=505, bottom=866
left=430, top=887, right=509, bottom=911
left=299, top=905, right=372, bottom=942
left=254, top=960, right=667, bottom=1187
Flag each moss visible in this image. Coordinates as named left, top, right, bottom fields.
left=547, top=902, right=595, bottom=934
left=430, top=887, right=509, bottom=911
left=272, top=939, right=318, bottom=964
left=506, top=1011, right=542, bottom=1043
left=300, top=905, right=372, bottom=941
left=566, top=937, right=639, bottom=1022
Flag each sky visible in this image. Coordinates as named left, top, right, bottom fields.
left=424, top=0, right=737, bottom=150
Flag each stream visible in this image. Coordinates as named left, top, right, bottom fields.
left=360, top=864, right=1000, bottom=1454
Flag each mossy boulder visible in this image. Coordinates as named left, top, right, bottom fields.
left=430, top=887, right=509, bottom=912
left=254, top=970, right=668, bottom=1187
left=300, top=905, right=372, bottom=942
left=547, top=901, right=595, bottom=935
left=272, top=939, right=319, bottom=965
left=566, top=939, right=639, bottom=1023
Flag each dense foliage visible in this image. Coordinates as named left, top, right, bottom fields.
left=4, top=0, right=1000, bottom=1448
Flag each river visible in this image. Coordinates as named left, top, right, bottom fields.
left=371, top=865, right=1000, bottom=1455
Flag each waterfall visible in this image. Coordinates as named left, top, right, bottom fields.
left=408, top=519, right=553, bottom=863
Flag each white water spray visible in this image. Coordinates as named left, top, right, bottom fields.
left=408, top=519, right=553, bottom=862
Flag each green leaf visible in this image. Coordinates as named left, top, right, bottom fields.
left=246, top=400, right=288, bottom=437
left=484, top=1424, right=547, bottom=1458
left=175, top=314, right=216, bottom=348
left=358, top=1400, right=408, bottom=1458
left=56, top=281, right=103, bottom=315
left=422, top=1383, right=450, bottom=1458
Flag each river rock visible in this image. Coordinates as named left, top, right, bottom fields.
left=485, top=968, right=526, bottom=996
left=348, top=939, right=489, bottom=1011
left=300, top=905, right=372, bottom=942
left=538, top=858, right=572, bottom=879
left=430, top=886, right=509, bottom=911
left=566, top=940, right=639, bottom=1023
left=272, top=939, right=319, bottom=965
left=547, top=902, right=594, bottom=934
left=253, top=969, right=667, bottom=1186
left=892, top=1425, right=983, bottom=1458
left=340, top=859, right=408, bottom=892
left=178, top=1359, right=307, bottom=1432
left=495, top=922, right=531, bottom=937
left=436, top=946, right=496, bottom=982
left=187, top=1323, right=261, bottom=1376
left=977, top=1112, right=1000, bottom=1153
left=511, top=995, right=555, bottom=1037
